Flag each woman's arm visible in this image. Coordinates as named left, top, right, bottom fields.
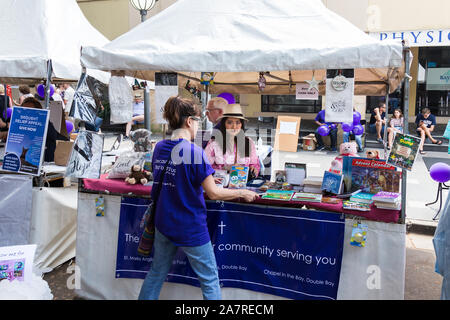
left=248, top=139, right=260, bottom=176
left=202, top=175, right=258, bottom=202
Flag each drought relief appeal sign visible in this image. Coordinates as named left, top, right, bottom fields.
left=2, top=107, right=49, bottom=175
left=116, top=198, right=345, bottom=300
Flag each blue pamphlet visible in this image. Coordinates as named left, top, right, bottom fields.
left=2, top=106, right=49, bottom=176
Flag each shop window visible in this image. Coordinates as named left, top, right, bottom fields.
left=261, top=95, right=322, bottom=113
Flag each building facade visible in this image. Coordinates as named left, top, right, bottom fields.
left=77, top=0, right=450, bottom=124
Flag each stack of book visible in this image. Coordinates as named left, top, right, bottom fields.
left=303, top=176, right=323, bottom=194
left=372, top=191, right=401, bottom=210
left=261, top=190, right=295, bottom=201
left=292, top=192, right=322, bottom=203
left=343, top=200, right=371, bottom=211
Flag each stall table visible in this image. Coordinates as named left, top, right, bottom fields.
left=75, top=175, right=406, bottom=300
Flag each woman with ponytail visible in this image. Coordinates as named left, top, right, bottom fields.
left=138, top=96, right=258, bottom=300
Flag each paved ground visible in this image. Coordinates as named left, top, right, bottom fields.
left=40, top=133, right=447, bottom=300
left=42, top=229, right=443, bottom=300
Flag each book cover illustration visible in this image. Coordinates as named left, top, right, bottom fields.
left=342, top=157, right=401, bottom=194
left=291, top=192, right=323, bottom=202
left=261, top=190, right=295, bottom=201
left=343, top=200, right=371, bottom=211
left=387, top=133, right=420, bottom=171
left=372, top=191, right=400, bottom=203
left=228, top=166, right=249, bottom=189
left=350, top=192, right=374, bottom=203
left=321, top=171, right=343, bottom=194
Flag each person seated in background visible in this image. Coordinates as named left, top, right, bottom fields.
left=416, top=107, right=442, bottom=155
left=387, top=108, right=404, bottom=150
left=0, top=85, right=12, bottom=141
left=126, top=92, right=145, bottom=137
left=62, top=83, right=75, bottom=113
left=314, top=109, right=337, bottom=152
left=14, top=85, right=34, bottom=106
left=21, top=97, right=69, bottom=162
left=204, top=104, right=260, bottom=178
left=369, top=102, right=386, bottom=143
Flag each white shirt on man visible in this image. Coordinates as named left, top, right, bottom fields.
left=64, top=86, right=75, bottom=112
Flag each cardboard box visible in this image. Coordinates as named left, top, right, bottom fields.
left=273, top=116, right=301, bottom=152
left=54, top=140, right=74, bottom=166
left=302, top=134, right=317, bottom=151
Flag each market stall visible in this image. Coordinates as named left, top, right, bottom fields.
left=77, top=0, right=409, bottom=300
left=0, top=0, right=111, bottom=270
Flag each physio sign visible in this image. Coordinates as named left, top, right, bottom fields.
left=116, top=198, right=345, bottom=300
left=2, top=106, right=49, bottom=176
left=369, top=29, right=450, bottom=47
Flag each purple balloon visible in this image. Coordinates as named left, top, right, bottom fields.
left=429, top=162, right=450, bottom=183
left=65, top=120, right=74, bottom=134
left=6, top=108, right=12, bottom=120
left=317, top=125, right=330, bottom=136
left=353, top=111, right=361, bottom=125
left=352, top=124, right=364, bottom=135
left=217, top=92, right=235, bottom=104
left=342, top=122, right=354, bottom=132
left=329, top=123, right=337, bottom=130
left=37, top=84, right=55, bottom=98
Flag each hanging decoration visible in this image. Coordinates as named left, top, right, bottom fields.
left=200, top=72, right=215, bottom=85
left=184, top=80, right=201, bottom=99
left=306, top=70, right=320, bottom=92
left=258, top=72, right=266, bottom=91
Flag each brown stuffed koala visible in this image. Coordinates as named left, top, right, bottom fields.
left=125, top=164, right=153, bottom=185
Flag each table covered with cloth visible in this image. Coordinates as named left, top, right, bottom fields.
left=81, top=174, right=400, bottom=223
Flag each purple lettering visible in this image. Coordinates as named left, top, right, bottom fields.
left=438, top=30, right=443, bottom=42
left=379, top=33, right=388, bottom=41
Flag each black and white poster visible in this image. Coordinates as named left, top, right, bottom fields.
left=325, top=69, right=354, bottom=123
left=65, top=130, right=104, bottom=179
left=69, top=73, right=98, bottom=126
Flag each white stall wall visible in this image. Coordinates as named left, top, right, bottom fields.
left=0, top=175, right=33, bottom=246
left=29, top=187, right=78, bottom=270
left=76, top=193, right=405, bottom=300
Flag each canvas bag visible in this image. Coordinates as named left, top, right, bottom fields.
left=137, top=159, right=170, bottom=257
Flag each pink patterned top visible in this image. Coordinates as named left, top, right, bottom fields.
left=204, top=138, right=260, bottom=176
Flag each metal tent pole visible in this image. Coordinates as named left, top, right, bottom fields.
left=400, top=46, right=411, bottom=224
left=44, top=60, right=53, bottom=110
left=144, top=82, right=151, bottom=136
left=383, top=84, right=390, bottom=158
left=202, top=84, right=209, bottom=130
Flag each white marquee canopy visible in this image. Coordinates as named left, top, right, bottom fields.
left=80, top=0, right=406, bottom=95
left=0, top=0, right=110, bottom=84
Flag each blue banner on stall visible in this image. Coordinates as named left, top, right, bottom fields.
left=2, top=106, right=49, bottom=176
left=116, top=198, right=345, bottom=300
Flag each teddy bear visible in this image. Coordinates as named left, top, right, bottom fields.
left=125, top=164, right=153, bottom=185
left=366, top=150, right=380, bottom=159
left=329, top=142, right=359, bottom=174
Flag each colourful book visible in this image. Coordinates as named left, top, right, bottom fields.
left=292, top=192, right=322, bottom=203
left=387, top=133, right=420, bottom=171
left=372, top=191, right=401, bottom=203
left=261, top=190, right=294, bottom=201
left=228, top=166, right=249, bottom=189
left=321, top=171, right=343, bottom=194
left=342, top=157, right=402, bottom=194
left=343, top=200, right=371, bottom=211
left=374, top=202, right=401, bottom=210
left=350, top=192, right=375, bottom=204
